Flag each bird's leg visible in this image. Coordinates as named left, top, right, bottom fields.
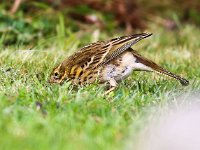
left=105, top=78, right=117, bottom=95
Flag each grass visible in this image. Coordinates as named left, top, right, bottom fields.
left=0, top=8, right=200, bottom=150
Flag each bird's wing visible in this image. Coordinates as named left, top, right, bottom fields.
left=99, top=33, right=152, bottom=66
left=62, top=41, right=108, bottom=70
left=62, top=33, right=152, bottom=70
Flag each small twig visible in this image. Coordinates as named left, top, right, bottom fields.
left=9, top=0, right=22, bottom=14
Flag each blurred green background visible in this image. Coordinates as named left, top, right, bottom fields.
left=0, top=0, right=200, bottom=46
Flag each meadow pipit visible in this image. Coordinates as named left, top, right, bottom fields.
left=49, top=33, right=189, bottom=93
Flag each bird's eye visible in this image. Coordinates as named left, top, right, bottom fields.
left=54, top=72, right=59, bottom=76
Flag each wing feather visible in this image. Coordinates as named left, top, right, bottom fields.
left=100, top=33, right=152, bottom=66
left=62, top=33, right=152, bottom=72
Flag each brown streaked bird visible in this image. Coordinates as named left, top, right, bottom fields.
left=49, top=33, right=189, bottom=93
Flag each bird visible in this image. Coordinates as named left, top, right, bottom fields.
left=48, top=33, right=189, bottom=93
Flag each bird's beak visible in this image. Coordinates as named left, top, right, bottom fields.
left=48, top=78, right=55, bottom=84
left=48, top=79, right=52, bottom=84
left=48, top=78, right=64, bottom=85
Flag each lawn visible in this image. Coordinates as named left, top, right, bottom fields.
left=0, top=8, right=200, bottom=150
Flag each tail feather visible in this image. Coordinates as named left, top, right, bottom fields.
left=132, top=49, right=189, bottom=86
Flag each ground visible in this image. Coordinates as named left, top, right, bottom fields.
left=0, top=15, right=200, bottom=150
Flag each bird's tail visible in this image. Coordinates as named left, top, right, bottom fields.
left=131, top=49, right=189, bottom=86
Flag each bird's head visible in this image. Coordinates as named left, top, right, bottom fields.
left=48, top=64, right=67, bottom=84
